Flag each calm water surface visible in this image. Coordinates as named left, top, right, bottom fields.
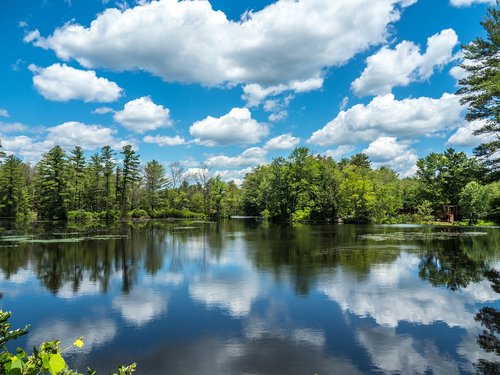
left=0, top=220, right=499, bottom=374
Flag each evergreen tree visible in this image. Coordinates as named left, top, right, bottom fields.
left=69, top=146, right=86, bottom=211
left=458, top=1, right=500, bottom=179
left=36, top=146, right=69, bottom=220
left=0, top=155, right=30, bottom=218
left=0, top=140, right=6, bottom=160
left=120, top=145, right=140, bottom=214
left=144, top=160, right=167, bottom=212
left=86, top=153, right=103, bottom=211
left=101, top=146, right=116, bottom=215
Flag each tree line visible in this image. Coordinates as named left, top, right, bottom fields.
left=241, top=147, right=499, bottom=224
left=0, top=143, right=241, bottom=221
left=0, top=141, right=498, bottom=225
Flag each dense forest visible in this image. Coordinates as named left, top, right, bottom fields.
left=0, top=142, right=498, bottom=225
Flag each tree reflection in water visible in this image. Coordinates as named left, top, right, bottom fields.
left=0, top=220, right=499, bottom=373
left=417, top=239, right=500, bottom=374
left=475, top=270, right=500, bottom=374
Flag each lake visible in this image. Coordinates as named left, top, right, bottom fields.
left=0, top=220, right=499, bottom=374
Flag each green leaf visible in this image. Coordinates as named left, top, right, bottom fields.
left=14, top=348, right=26, bottom=359
left=48, top=353, right=66, bottom=375
left=42, top=352, right=51, bottom=370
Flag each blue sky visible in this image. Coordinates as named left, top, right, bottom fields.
left=0, top=0, right=495, bottom=182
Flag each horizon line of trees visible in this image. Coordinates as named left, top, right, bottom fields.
left=0, top=142, right=499, bottom=225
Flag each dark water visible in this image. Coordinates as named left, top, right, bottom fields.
left=0, top=220, right=499, bottom=374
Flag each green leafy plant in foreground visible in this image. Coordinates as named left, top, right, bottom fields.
left=0, top=311, right=135, bottom=375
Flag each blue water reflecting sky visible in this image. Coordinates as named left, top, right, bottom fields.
left=0, top=222, right=498, bottom=374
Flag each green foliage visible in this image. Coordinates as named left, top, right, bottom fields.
left=416, top=148, right=483, bottom=216
left=459, top=181, right=491, bottom=224
left=119, top=145, right=141, bottom=215
left=0, top=140, right=495, bottom=226
left=291, top=207, right=312, bottom=222
left=128, top=209, right=150, bottom=219
left=415, top=200, right=435, bottom=222
left=67, top=210, right=96, bottom=221
left=242, top=149, right=405, bottom=223
left=0, top=155, right=30, bottom=219
left=0, top=310, right=135, bottom=375
left=458, top=1, right=500, bottom=179
left=36, top=146, right=70, bottom=220
left=371, top=167, right=402, bottom=223
left=149, top=208, right=204, bottom=219
left=68, top=147, right=86, bottom=212
left=0, top=141, right=6, bottom=160
left=144, top=160, right=168, bottom=212
left=100, top=146, right=116, bottom=215
left=338, top=164, right=376, bottom=223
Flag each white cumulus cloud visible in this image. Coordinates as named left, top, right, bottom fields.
left=26, top=0, right=415, bottom=95
left=143, top=134, right=186, bottom=146
left=450, top=0, right=496, bottom=7
left=363, top=136, right=418, bottom=177
left=0, top=122, right=27, bottom=133
left=212, top=167, right=254, bottom=186
left=205, top=147, right=267, bottom=168
left=352, top=29, right=458, bottom=96
left=0, top=122, right=126, bottom=161
left=324, top=145, right=355, bottom=160
left=92, top=106, right=114, bottom=114
left=447, top=120, right=494, bottom=147
left=45, top=121, right=119, bottom=149
left=190, top=108, right=268, bottom=146
left=0, top=109, right=9, bottom=117
left=30, top=63, right=123, bottom=102
left=264, top=133, right=300, bottom=151
left=308, top=93, right=463, bottom=146
left=114, top=96, right=172, bottom=133
left=242, top=79, right=323, bottom=107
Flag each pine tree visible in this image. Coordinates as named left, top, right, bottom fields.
left=458, top=1, right=500, bottom=179
left=0, top=155, right=30, bottom=218
left=144, top=160, right=167, bottom=212
left=69, top=146, right=86, bottom=211
left=120, top=145, right=140, bottom=214
left=36, top=146, right=69, bottom=220
left=86, top=153, right=103, bottom=211
left=101, top=146, right=116, bottom=215
left=0, top=140, right=6, bottom=160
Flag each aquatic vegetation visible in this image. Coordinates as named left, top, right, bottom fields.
left=0, top=236, right=32, bottom=242
left=0, top=234, right=127, bottom=244
left=359, top=231, right=488, bottom=241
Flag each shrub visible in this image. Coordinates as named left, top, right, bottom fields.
left=128, top=209, right=150, bottom=219
left=292, top=208, right=312, bottom=222
left=67, top=210, right=95, bottom=221
left=150, top=208, right=204, bottom=219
